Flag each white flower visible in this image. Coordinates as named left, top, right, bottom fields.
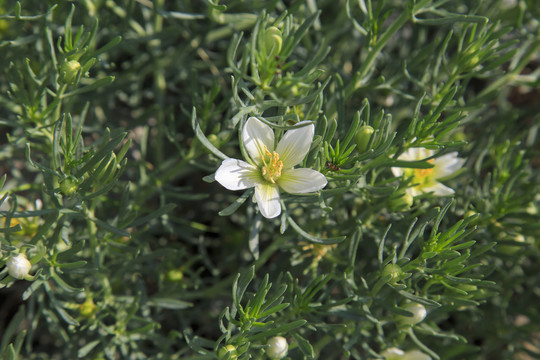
left=6, top=253, right=32, bottom=279
left=215, top=117, right=327, bottom=218
left=265, top=336, right=288, bottom=359
left=391, top=147, right=464, bottom=197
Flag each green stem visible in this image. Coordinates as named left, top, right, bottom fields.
left=85, top=207, right=101, bottom=266
left=153, top=0, right=165, bottom=166
left=52, top=85, right=67, bottom=123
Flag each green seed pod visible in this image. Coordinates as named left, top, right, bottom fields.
left=381, top=263, right=404, bottom=285
left=166, top=268, right=184, bottom=282
left=262, top=26, right=282, bottom=58
left=59, top=60, right=81, bottom=85
left=79, top=298, right=98, bottom=318
left=207, top=134, right=221, bottom=148
left=59, top=177, right=78, bottom=196
left=354, top=125, right=374, bottom=153
left=218, top=345, right=238, bottom=360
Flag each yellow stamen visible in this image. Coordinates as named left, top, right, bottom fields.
left=414, top=159, right=434, bottom=178
left=261, top=146, right=283, bottom=183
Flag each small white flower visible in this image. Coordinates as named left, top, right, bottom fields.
left=265, top=336, right=288, bottom=359
left=215, top=117, right=327, bottom=218
left=391, top=147, right=464, bottom=197
left=6, top=253, right=32, bottom=279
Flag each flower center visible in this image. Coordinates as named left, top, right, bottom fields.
left=414, top=159, right=434, bottom=178
left=261, top=146, right=283, bottom=184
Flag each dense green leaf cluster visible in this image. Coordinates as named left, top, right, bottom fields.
left=0, top=0, right=539, bottom=359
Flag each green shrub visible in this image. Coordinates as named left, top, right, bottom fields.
left=0, top=1, right=539, bottom=359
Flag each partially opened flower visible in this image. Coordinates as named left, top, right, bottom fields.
left=6, top=253, right=32, bottom=279
left=391, top=147, right=464, bottom=197
left=215, top=117, right=327, bottom=218
left=396, top=302, right=427, bottom=325
left=265, top=336, right=288, bottom=359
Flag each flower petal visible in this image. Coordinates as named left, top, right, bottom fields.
left=422, top=182, right=455, bottom=196
left=398, top=147, right=433, bottom=162
left=278, top=168, right=327, bottom=193
left=243, top=117, right=275, bottom=166
left=391, top=166, right=404, bottom=177
left=215, top=158, right=261, bottom=190
left=435, top=152, right=464, bottom=178
left=404, top=186, right=422, bottom=197
left=276, top=122, right=314, bottom=168
left=254, top=183, right=281, bottom=218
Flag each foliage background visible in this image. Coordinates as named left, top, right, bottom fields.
left=0, top=0, right=539, bottom=359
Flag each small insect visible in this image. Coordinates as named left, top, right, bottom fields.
left=326, top=161, right=341, bottom=171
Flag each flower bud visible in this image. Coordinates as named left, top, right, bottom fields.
left=166, top=268, right=184, bottom=282
left=354, top=125, right=374, bottom=153
left=79, top=298, right=98, bottom=318
left=59, top=177, right=78, bottom=196
left=261, top=26, right=282, bottom=58
left=396, top=302, right=427, bottom=325
left=218, top=344, right=238, bottom=360
left=207, top=134, right=221, bottom=148
left=6, top=253, right=32, bottom=279
left=381, top=263, right=403, bottom=285
left=462, top=46, right=481, bottom=71
left=59, top=60, right=81, bottom=85
left=526, top=202, right=537, bottom=215
left=0, top=19, right=8, bottom=34
left=265, top=336, right=288, bottom=359
left=464, top=209, right=479, bottom=221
